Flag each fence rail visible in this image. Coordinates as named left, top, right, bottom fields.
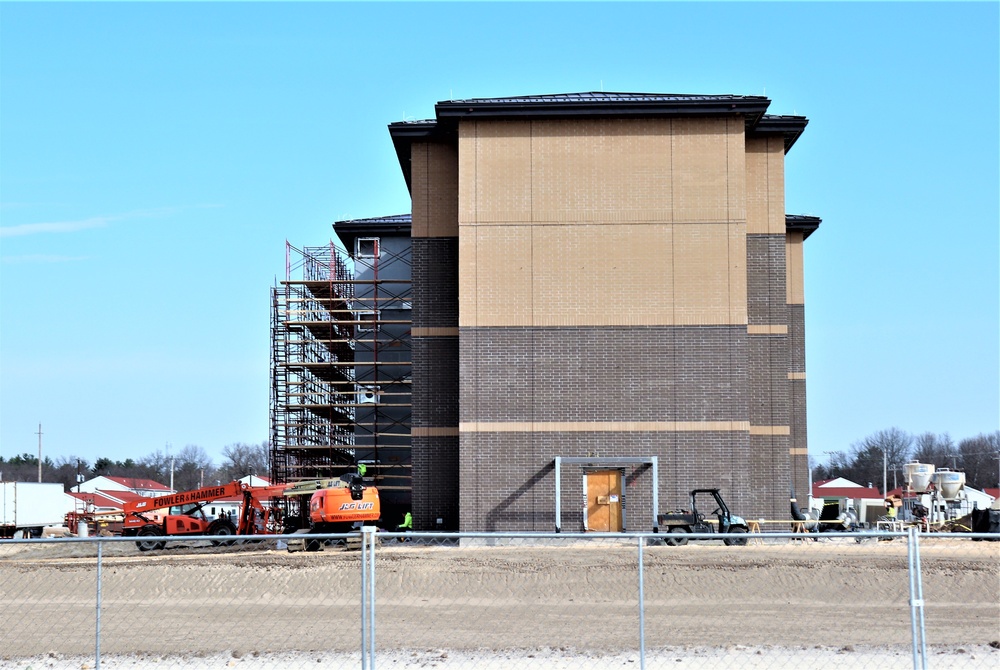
left=1, top=529, right=997, bottom=670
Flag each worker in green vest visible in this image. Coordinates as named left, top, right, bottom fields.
left=396, top=511, right=413, bottom=540
left=357, top=463, right=367, bottom=477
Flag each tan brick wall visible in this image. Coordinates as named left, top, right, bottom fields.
left=412, top=142, right=459, bottom=238
left=745, top=137, right=786, bottom=235
left=457, top=117, right=749, bottom=328
left=786, top=231, right=805, bottom=305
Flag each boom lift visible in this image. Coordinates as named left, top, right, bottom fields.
left=122, top=481, right=283, bottom=551
left=122, top=476, right=381, bottom=551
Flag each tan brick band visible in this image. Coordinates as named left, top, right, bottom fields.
left=411, top=427, right=460, bottom=437
left=789, top=447, right=808, bottom=455
left=747, top=325, right=788, bottom=335
left=787, top=372, right=806, bottom=380
left=411, top=327, right=460, bottom=337
left=749, top=425, right=791, bottom=436
left=459, top=421, right=751, bottom=433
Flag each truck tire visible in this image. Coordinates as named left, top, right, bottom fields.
left=724, top=526, right=748, bottom=546
left=665, top=526, right=690, bottom=547
left=136, top=526, right=165, bottom=552
left=207, top=519, right=237, bottom=546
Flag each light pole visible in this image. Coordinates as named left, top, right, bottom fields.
left=881, top=447, right=888, bottom=497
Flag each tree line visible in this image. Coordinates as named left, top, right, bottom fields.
left=812, top=429, right=1000, bottom=493
left=0, top=441, right=271, bottom=493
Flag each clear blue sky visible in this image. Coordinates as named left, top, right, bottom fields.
left=2, top=2, right=997, bottom=469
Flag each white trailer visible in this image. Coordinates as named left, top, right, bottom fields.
left=1, top=482, right=67, bottom=538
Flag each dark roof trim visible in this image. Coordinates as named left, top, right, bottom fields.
left=785, top=214, right=821, bottom=241
left=388, top=120, right=453, bottom=191
left=333, top=214, right=412, bottom=251
left=436, top=92, right=771, bottom=127
left=389, top=92, right=809, bottom=192
left=749, top=115, right=809, bottom=153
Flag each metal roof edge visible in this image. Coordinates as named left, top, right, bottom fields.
left=750, top=115, right=809, bottom=153
left=786, top=214, right=822, bottom=241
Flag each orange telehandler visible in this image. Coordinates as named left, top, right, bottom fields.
left=122, top=475, right=380, bottom=551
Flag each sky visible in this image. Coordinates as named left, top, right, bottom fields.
left=1, top=1, right=998, bottom=470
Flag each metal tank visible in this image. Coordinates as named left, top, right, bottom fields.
left=932, top=469, right=966, bottom=501
left=904, top=461, right=935, bottom=493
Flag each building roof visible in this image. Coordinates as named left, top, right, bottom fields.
left=69, top=490, right=130, bottom=510
left=104, top=476, right=171, bottom=491
left=816, top=477, right=866, bottom=488
left=813, top=485, right=885, bottom=499
left=388, top=92, right=808, bottom=190
left=333, top=214, right=411, bottom=252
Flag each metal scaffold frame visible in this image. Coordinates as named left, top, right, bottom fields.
left=270, top=241, right=412, bottom=502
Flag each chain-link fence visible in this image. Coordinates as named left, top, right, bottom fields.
left=1, top=530, right=997, bottom=669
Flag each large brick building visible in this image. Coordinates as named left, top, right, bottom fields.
left=385, top=92, right=821, bottom=532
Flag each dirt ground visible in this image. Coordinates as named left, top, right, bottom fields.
left=0, top=535, right=997, bottom=668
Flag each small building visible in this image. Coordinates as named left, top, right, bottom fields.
left=813, top=478, right=885, bottom=526
left=76, top=476, right=172, bottom=498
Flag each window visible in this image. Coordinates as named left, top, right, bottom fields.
left=356, top=237, right=380, bottom=258
left=356, top=311, right=379, bottom=332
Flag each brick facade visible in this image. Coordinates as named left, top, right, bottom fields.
left=388, top=93, right=820, bottom=530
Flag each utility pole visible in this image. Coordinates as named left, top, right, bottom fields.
left=882, top=447, right=887, bottom=497
left=36, top=423, right=43, bottom=483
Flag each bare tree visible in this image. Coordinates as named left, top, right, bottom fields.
left=218, top=441, right=270, bottom=482
left=836, top=428, right=912, bottom=492
left=911, top=432, right=959, bottom=469
left=139, top=449, right=171, bottom=482
left=52, top=456, right=90, bottom=491
left=958, top=431, right=1000, bottom=490
left=170, top=445, right=214, bottom=491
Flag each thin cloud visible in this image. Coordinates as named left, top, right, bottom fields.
left=1, top=254, right=90, bottom=264
left=0, top=205, right=221, bottom=238
left=0, top=216, right=111, bottom=237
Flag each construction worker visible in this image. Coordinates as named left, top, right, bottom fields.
left=357, top=463, right=367, bottom=477
left=396, top=511, right=413, bottom=541
left=885, top=499, right=897, bottom=520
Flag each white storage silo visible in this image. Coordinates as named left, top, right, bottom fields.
left=904, top=461, right=935, bottom=493
left=932, top=469, right=966, bottom=501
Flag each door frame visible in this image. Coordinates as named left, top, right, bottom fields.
left=583, top=468, right=625, bottom=532
left=553, top=456, right=659, bottom=533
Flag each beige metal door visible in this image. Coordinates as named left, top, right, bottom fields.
left=586, top=470, right=622, bottom=532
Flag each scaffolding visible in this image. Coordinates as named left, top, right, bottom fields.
left=270, top=241, right=412, bottom=509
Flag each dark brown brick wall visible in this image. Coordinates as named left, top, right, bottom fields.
left=459, top=326, right=748, bottom=423
left=411, top=238, right=460, bottom=530
left=411, top=238, right=458, bottom=328
left=788, top=304, right=809, bottom=501
left=458, top=430, right=776, bottom=532
left=748, top=335, right=790, bottom=428
left=412, top=434, right=459, bottom=530
left=748, top=433, right=792, bottom=521
left=412, top=336, right=459, bottom=428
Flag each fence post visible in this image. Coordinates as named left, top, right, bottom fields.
left=362, top=526, right=378, bottom=669
left=95, top=538, right=103, bottom=670
left=906, top=526, right=928, bottom=670
left=361, top=533, right=369, bottom=670
left=637, top=536, right=646, bottom=670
